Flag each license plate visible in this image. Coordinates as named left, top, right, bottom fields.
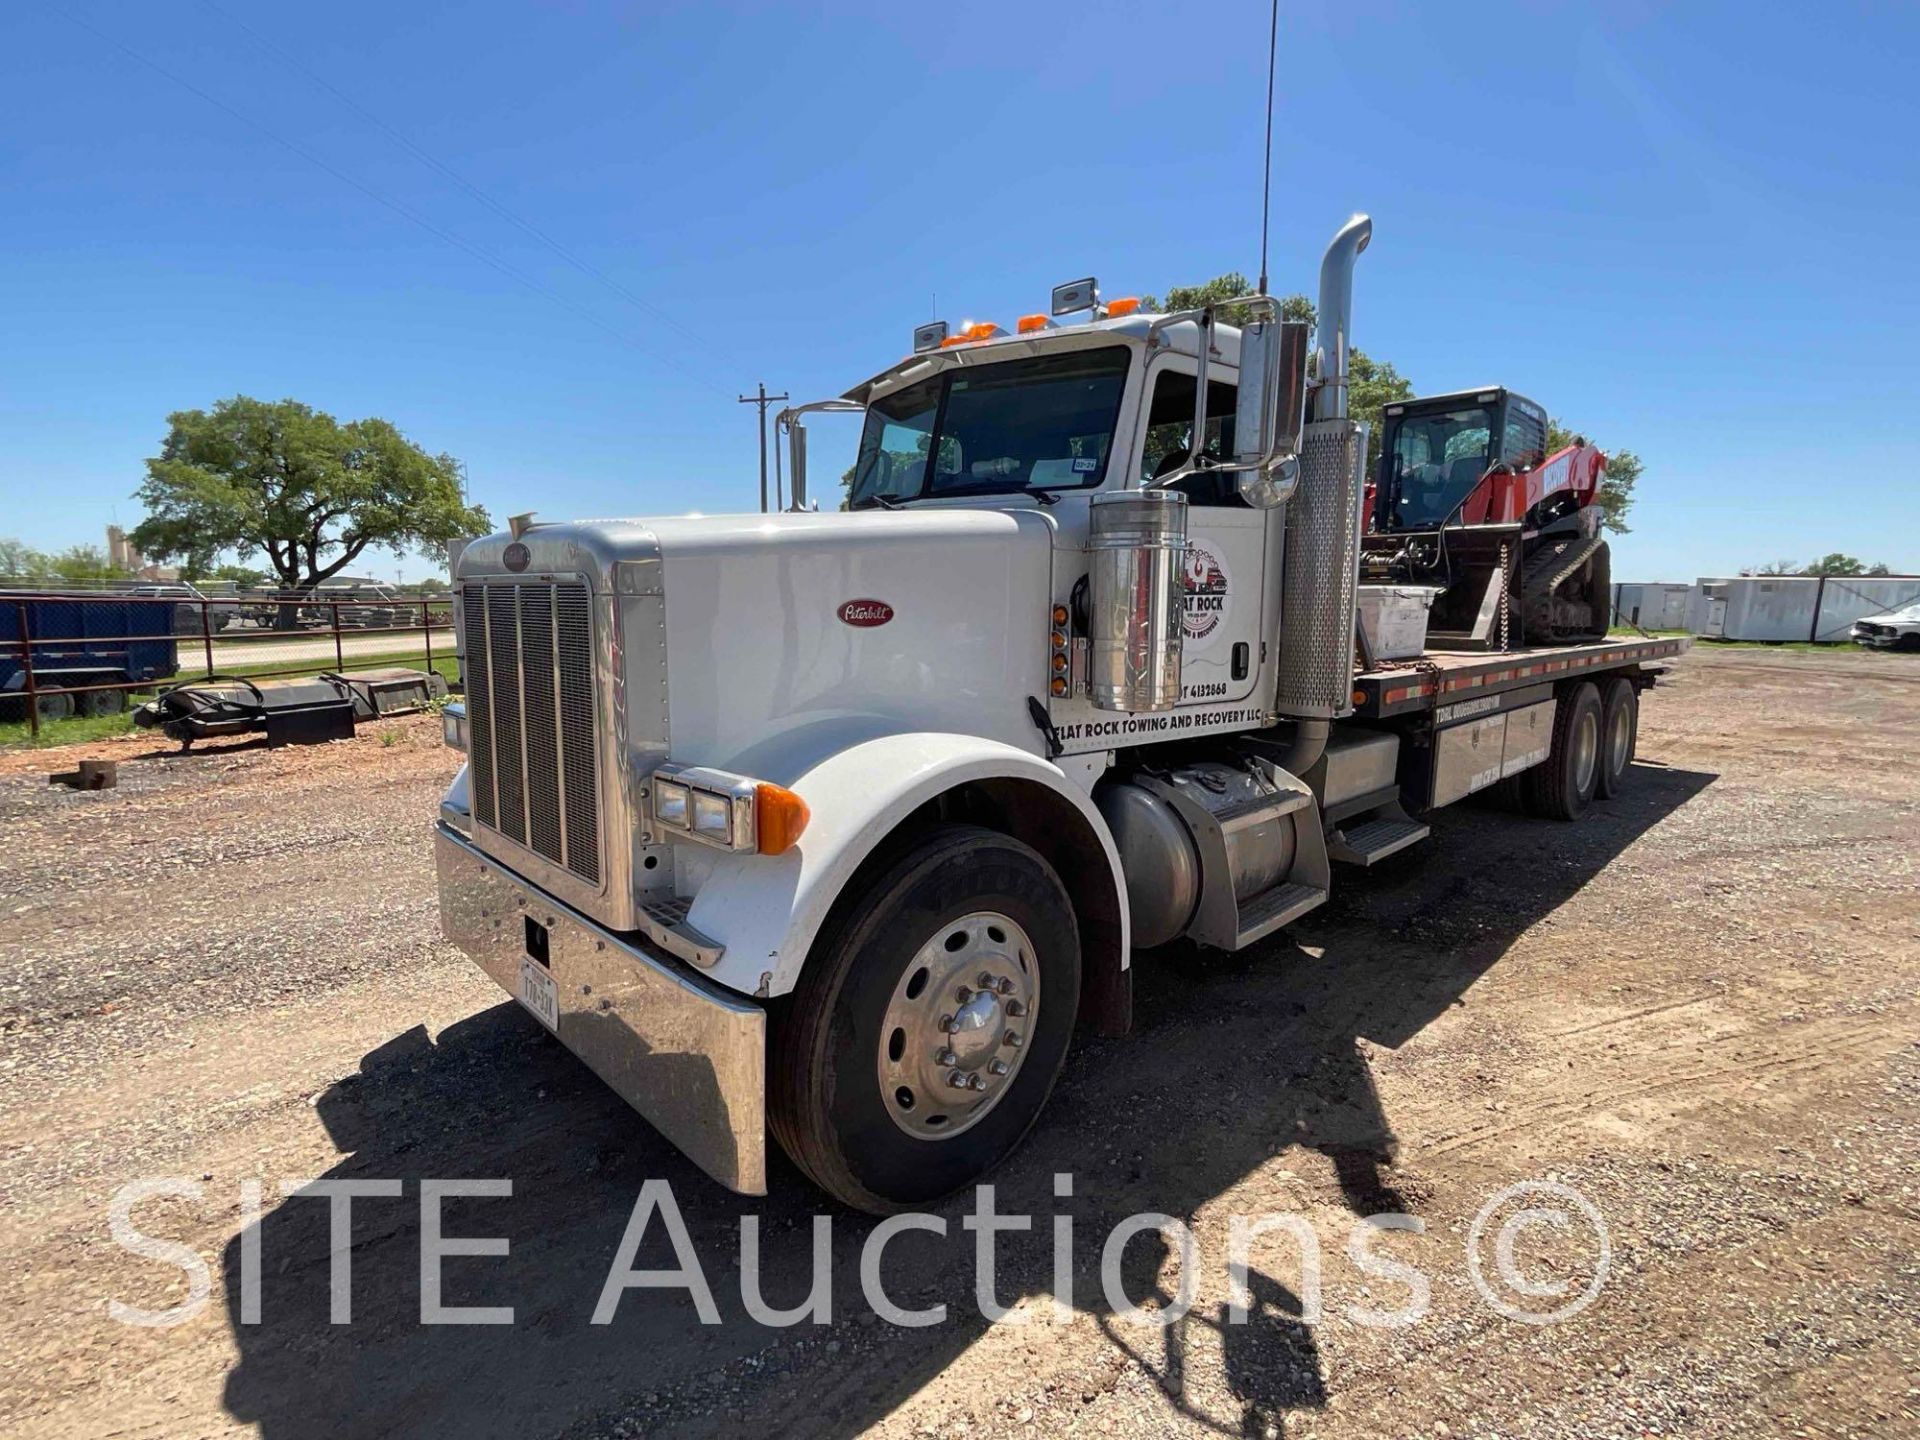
left=518, top=956, right=559, bottom=1031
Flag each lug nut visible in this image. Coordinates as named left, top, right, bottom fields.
left=967, top=1074, right=986, bottom=1091
left=940, top=1015, right=956, bottom=1032
left=948, top=1071, right=969, bottom=1088
left=1004, top=1030, right=1023, bottom=1048
left=1006, top=1000, right=1026, bottom=1018
left=978, top=972, right=995, bottom=989
left=989, top=1059, right=1010, bottom=1077
left=936, top=1049, right=958, bottom=1067
left=956, top=986, right=972, bottom=1003
left=997, top=977, right=1014, bottom=996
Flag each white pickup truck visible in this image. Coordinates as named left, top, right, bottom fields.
left=434, top=215, right=1683, bottom=1211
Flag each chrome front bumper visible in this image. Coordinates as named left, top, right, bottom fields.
left=434, top=823, right=766, bottom=1194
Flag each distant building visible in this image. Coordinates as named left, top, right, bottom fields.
left=106, top=524, right=175, bottom=581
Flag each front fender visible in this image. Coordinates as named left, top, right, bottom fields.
left=684, top=732, right=1128, bottom=999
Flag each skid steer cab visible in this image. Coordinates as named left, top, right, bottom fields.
left=1362, top=387, right=1611, bottom=648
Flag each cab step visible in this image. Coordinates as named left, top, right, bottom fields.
left=1233, top=880, right=1328, bottom=948
left=1328, top=812, right=1430, bottom=866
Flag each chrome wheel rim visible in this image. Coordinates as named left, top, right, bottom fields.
left=1573, top=708, right=1600, bottom=793
left=877, top=910, right=1039, bottom=1139
left=1606, top=702, right=1631, bottom=777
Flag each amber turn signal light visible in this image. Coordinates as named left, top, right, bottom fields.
left=755, top=783, right=810, bottom=854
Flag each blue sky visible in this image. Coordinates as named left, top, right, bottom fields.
left=4, top=1, right=1916, bottom=582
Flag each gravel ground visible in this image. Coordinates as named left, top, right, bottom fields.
left=0, top=648, right=1915, bottom=1440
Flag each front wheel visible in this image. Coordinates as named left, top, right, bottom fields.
left=769, top=824, right=1080, bottom=1213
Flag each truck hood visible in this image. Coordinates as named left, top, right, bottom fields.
left=456, top=506, right=1061, bottom=773
left=457, top=507, right=1054, bottom=590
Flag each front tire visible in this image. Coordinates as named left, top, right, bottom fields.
left=1524, top=681, right=1602, bottom=820
left=769, top=824, right=1080, bottom=1212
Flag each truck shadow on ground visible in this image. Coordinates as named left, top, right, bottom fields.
left=221, top=759, right=1714, bottom=1440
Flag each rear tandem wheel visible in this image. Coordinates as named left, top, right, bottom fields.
left=1523, top=680, right=1603, bottom=820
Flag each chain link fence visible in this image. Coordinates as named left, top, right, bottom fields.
left=1, top=589, right=457, bottom=739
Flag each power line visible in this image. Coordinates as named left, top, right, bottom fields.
left=196, top=0, right=738, bottom=379
left=45, top=2, right=735, bottom=397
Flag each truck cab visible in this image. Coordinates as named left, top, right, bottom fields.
left=838, top=307, right=1279, bottom=717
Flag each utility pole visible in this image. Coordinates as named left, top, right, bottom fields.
left=738, top=382, right=790, bottom=513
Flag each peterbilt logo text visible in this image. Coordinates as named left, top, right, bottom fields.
left=502, top=542, right=532, bottom=573
left=837, top=599, right=894, bottom=627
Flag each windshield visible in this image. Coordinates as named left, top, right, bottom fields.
left=1388, top=405, right=1492, bottom=528
left=851, top=346, right=1130, bottom=506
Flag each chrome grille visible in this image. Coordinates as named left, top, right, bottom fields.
left=461, top=579, right=601, bottom=887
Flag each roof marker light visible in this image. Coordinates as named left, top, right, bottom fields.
left=1017, top=313, right=1052, bottom=334
left=939, top=321, right=1002, bottom=348
left=1103, top=296, right=1141, bottom=318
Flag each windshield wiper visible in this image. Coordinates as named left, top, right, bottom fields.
left=853, top=493, right=903, bottom=511
left=935, top=481, right=1059, bottom=505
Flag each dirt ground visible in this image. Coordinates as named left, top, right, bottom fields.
left=1, top=648, right=1915, bottom=1440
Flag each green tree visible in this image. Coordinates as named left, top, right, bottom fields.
left=1548, top=420, right=1639, bottom=536
left=1743, top=555, right=1893, bottom=576
left=1805, top=552, right=1882, bottom=576
left=0, top=538, right=50, bottom=577
left=210, top=562, right=272, bottom=590
left=133, top=398, right=488, bottom=608
left=44, top=544, right=131, bottom=582
left=1347, top=349, right=1414, bottom=470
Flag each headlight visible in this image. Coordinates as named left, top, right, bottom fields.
left=441, top=702, right=468, bottom=752
left=690, top=790, right=733, bottom=843
left=647, top=764, right=810, bottom=855
left=653, top=780, right=691, bottom=828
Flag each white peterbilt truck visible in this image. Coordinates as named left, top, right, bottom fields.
left=434, top=215, right=1685, bottom=1212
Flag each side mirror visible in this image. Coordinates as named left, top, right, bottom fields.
left=1233, top=318, right=1311, bottom=507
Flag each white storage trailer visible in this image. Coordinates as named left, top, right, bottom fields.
left=1612, top=582, right=1690, bottom=631
left=1687, top=575, right=1920, bottom=642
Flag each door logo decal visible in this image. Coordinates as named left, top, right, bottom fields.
left=837, top=599, right=894, bottom=627
left=1181, top=540, right=1232, bottom=650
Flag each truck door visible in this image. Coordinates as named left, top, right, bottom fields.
left=1135, top=359, right=1265, bottom=705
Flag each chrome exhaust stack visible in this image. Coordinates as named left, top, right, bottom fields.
left=1273, top=215, right=1374, bottom=759
left=1311, top=214, right=1372, bottom=423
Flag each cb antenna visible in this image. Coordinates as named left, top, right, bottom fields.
left=1257, top=0, right=1279, bottom=295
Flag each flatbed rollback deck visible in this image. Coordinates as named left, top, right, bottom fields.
left=1336, top=634, right=1688, bottom=843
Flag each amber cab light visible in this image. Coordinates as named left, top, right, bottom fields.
left=1104, top=296, right=1141, bottom=318
left=755, top=783, right=810, bottom=855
